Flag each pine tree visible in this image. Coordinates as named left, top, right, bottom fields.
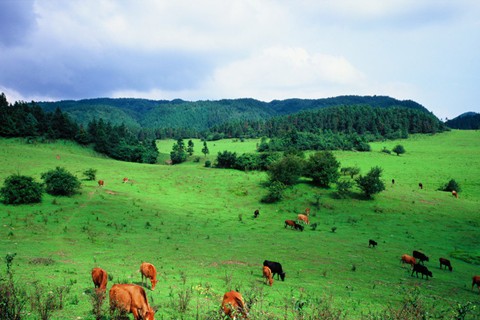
left=202, top=141, right=209, bottom=157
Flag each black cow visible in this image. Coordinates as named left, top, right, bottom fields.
left=294, top=223, right=304, bottom=232
left=368, top=239, right=378, bottom=248
left=254, top=209, right=259, bottom=218
left=439, top=257, right=453, bottom=271
left=263, top=260, right=285, bottom=281
left=413, top=250, right=429, bottom=265
left=411, top=264, right=433, bottom=279
left=419, top=182, right=423, bottom=189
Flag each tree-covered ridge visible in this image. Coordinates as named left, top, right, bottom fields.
left=445, top=112, right=480, bottom=129
left=206, top=104, right=447, bottom=140
left=36, top=95, right=430, bottom=131
left=0, top=93, right=158, bottom=163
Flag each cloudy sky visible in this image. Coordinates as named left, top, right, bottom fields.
left=1, top=0, right=479, bottom=120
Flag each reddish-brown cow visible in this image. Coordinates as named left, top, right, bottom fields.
left=140, top=262, right=158, bottom=290
left=263, top=266, right=273, bottom=286
left=297, top=214, right=309, bottom=225
left=452, top=190, right=458, bottom=198
left=222, top=290, right=249, bottom=319
left=91, top=267, right=108, bottom=292
left=305, top=208, right=310, bottom=216
left=109, top=284, right=155, bottom=320
left=123, top=177, right=129, bottom=183
left=284, top=220, right=296, bottom=229
left=98, top=180, right=104, bottom=187
left=472, top=275, right=480, bottom=293
left=401, top=254, right=416, bottom=266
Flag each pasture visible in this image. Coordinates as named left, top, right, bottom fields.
left=0, top=130, right=479, bottom=319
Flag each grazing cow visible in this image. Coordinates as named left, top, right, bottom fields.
left=140, top=262, right=158, bottom=290
left=123, top=177, right=129, bottom=183
left=472, top=276, right=480, bottom=292
left=284, top=220, right=296, bottom=229
left=221, top=290, right=248, bottom=319
left=109, top=284, right=155, bottom=320
left=401, top=254, right=416, bottom=267
left=297, top=214, right=309, bottom=225
left=98, top=180, right=104, bottom=187
left=411, top=264, right=433, bottom=279
left=439, top=257, right=453, bottom=271
left=91, top=267, right=108, bottom=292
left=294, top=222, right=304, bottom=232
left=418, top=182, right=423, bottom=189
left=392, top=179, right=395, bottom=185
left=263, top=260, right=286, bottom=281
left=262, top=266, right=273, bottom=286
left=305, top=208, right=310, bottom=216
left=368, top=239, right=378, bottom=248
left=253, top=209, right=259, bottom=218
left=413, top=250, right=429, bottom=265
left=452, top=190, right=458, bottom=198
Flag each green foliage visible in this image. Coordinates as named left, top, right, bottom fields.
left=41, top=167, right=81, bottom=196
left=187, top=139, right=194, bottom=156
left=261, top=181, right=287, bottom=203
left=336, top=180, right=353, bottom=198
left=201, top=141, right=209, bottom=157
left=170, top=138, right=187, bottom=164
left=82, top=168, right=97, bottom=181
left=356, top=166, right=386, bottom=199
left=439, top=179, right=461, bottom=192
left=204, top=160, right=211, bottom=167
left=304, top=151, right=340, bottom=187
left=215, top=150, right=237, bottom=168
left=392, top=144, right=406, bottom=156
left=0, top=174, right=43, bottom=204
left=341, top=166, right=360, bottom=178
left=267, top=154, right=305, bottom=185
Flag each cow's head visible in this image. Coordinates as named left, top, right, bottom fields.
left=151, top=279, right=158, bottom=290
left=428, top=271, right=433, bottom=278
left=280, top=272, right=286, bottom=281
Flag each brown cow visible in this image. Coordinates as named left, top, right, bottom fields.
left=98, top=180, right=105, bottom=187
left=439, top=257, right=453, bottom=271
left=401, top=254, right=416, bottom=266
left=263, top=266, right=273, bottom=286
left=221, top=290, right=248, bottom=319
left=305, top=207, right=310, bottom=216
left=452, top=190, right=458, bottom=198
left=123, top=177, right=129, bottom=183
left=140, top=262, right=158, bottom=290
left=284, top=220, right=296, bottom=229
left=92, top=267, right=108, bottom=292
left=297, top=214, right=309, bottom=225
left=109, top=284, right=155, bottom=320
left=472, top=275, right=480, bottom=293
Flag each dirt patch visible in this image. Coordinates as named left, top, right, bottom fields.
left=105, top=189, right=118, bottom=195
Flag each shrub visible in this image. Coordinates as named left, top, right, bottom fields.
left=215, top=150, right=237, bottom=168
left=304, top=151, right=340, bottom=187
left=267, top=154, right=304, bottom=185
left=392, top=144, right=406, bottom=156
left=82, top=168, right=97, bottom=181
left=41, top=167, right=81, bottom=196
left=439, top=179, right=461, bottom=192
left=356, top=166, right=385, bottom=199
left=261, top=181, right=287, bottom=203
left=0, top=174, right=43, bottom=204
left=204, top=160, right=211, bottom=168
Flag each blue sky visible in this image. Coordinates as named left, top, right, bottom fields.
left=1, top=0, right=479, bottom=120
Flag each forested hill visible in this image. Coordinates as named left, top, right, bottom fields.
left=445, top=112, right=480, bottom=129
left=37, top=95, right=430, bottom=131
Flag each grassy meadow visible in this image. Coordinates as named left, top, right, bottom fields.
left=0, top=130, right=479, bottom=319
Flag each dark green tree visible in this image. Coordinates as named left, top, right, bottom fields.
left=83, top=168, right=97, bottom=181
left=187, top=139, right=194, bottom=156
left=392, top=144, right=406, bottom=156
left=41, top=167, right=81, bottom=196
left=267, top=154, right=305, bottom=185
left=304, top=151, right=340, bottom=187
left=201, top=141, right=209, bottom=158
left=215, top=151, right=237, bottom=168
left=0, top=174, right=43, bottom=204
left=170, top=138, right=187, bottom=164
left=261, top=181, right=287, bottom=203
left=439, top=179, right=461, bottom=192
left=356, top=166, right=385, bottom=199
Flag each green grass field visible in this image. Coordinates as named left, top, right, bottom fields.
left=1, top=130, right=479, bottom=319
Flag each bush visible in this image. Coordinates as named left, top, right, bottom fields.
left=0, top=174, right=43, bottom=204
left=439, top=179, right=461, bottom=192
left=82, top=168, right=97, bottom=181
left=392, top=144, right=406, bottom=156
left=204, top=160, right=211, bottom=168
left=356, top=166, right=385, bottom=199
left=267, top=154, right=304, bottom=185
left=304, top=151, right=340, bottom=187
left=215, top=150, right=237, bottom=169
left=41, top=167, right=81, bottom=196
left=261, top=181, right=286, bottom=203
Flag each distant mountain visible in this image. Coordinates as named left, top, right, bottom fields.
left=37, top=95, right=432, bottom=131
left=445, top=112, right=480, bottom=129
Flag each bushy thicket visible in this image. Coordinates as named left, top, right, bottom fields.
left=41, top=167, right=81, bottom=196
left=439, top=179, right=461, bottom=193
left=0, top=174, right=43, bottom=204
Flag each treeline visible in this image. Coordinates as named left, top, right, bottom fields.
left=0, top=93, right=158, bottom=163
left=204, top=105, right=448, bottom=148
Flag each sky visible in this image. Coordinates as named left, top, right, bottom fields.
left=1, top=1, right=479, bottom=121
